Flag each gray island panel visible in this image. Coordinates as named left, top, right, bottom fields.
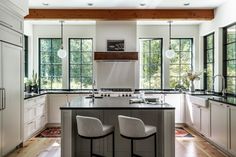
left=61, top=97, right=175, bottom=157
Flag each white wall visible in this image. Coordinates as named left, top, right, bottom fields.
left=95, top=21, right=138, bottom=89
left=199, top=0, right=236, bottom=92
left=24, top=21, right=33, bottom=78
left=137, top=25, right=200, bottom=89
left=32, top=24, right=96, bottom=88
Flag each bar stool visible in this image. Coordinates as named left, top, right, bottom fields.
left=118, top=115, right=157, bottom=157
left=76, top=115, right=115, bottom=157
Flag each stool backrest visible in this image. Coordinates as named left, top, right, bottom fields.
left=118, top=115, right=146, bottom=138
left=76, top=115, right=103, bottom=137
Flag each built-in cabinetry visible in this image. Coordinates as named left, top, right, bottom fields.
left=24, top=95, right=47, bottom=141
left=0, top=2, right=25, bottom=155
left=229, top=105, right=236, bottom=156
left=185, top=95, right=210, bottom=137
left=145, top=94, right=184, bottom=123
left=48, top=94, right=87, bottom=124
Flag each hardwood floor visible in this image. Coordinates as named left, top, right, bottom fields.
left=7, top=128, right=228, bottom=157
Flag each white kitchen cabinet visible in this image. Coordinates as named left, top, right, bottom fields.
left=192, top=104, right=201, bottom=131
left=185, top=95, right=193, bottom=126
left=0, top=0, right=28, bottom=17
left=210, top=101, right=228, bottom=150
left=200, top=107, right=210, bottom=137
left=24, top=95, right=47, bottom=141
left=229, top=105, right=236, bottom=156
left=0, top=42, right=22, bottom=156
left=165, top=94, right=184, bottom=123
left=48, top=94, right=68, bottom=124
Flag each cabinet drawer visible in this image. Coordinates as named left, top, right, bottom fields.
left=24, top=107, right=36, bottom=123
left=35, top=95, right=46, bottom=105
left=36, top=115, right=47, bottom=130
left=36, top=103, right=46, bottom=117
left=0, top=7, right=23, bottom=33
left=0, top=25, right=23, bottom=46
left=24, top=121, right=36, bottom=140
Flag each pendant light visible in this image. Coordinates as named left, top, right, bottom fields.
left=57, top=21, right=67, bottom=58
left=165, top=21, right=175, bottom=59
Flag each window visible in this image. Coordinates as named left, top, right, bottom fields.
left=140, top=38, right=162, bottom=89
left=69, top=38, right=93, bottom=89
left=169, top=38, right=193, bottom=89
left=223, top=23, right=236, bottom=95
left=39, top=38, right=62, bottom=90
left=24, top=35, right=29, bottom=77
left=204, top=33, right=214, bottom=91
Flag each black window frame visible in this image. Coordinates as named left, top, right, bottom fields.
left=38, top=38, right=63, bottom=90
left=204, top=32, right=215, bottom=91
left=24, top=35, right=29, bottom=78
left=223, top=22, right=236, bottom=96
left=169, top=38, right=193, bottom=89
left=68, top=38, right=93, bottom=90
left=139, top=38, right=163, bottom=89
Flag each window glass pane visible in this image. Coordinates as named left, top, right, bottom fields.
left=170, top=52, right=179, bottom=64
left=207, top=35, right=213, bottom=49
left=227, top=77, right=236, bottom=94
left=40, top=64, right=51, bottom=77
left=40, top=39, right=51, bottom=51
left=207, top=76, right=214, bottom=91
left=52, top=78, right=63, bottom=89
left=181, top=39, right=191, bottom=51
left=226, top=43, right=236, bottom=60
left=207, top=49, right=213, bottom=63
left=40, top=77, right=51, bottom=89
left=69, top=38, right=93, bottom=89
left=227, top=60, right=236, bottom=77
left=82, top=39, right=93, bottom=51
left=170, top=40, right=180, bottom=51
left=169, top=65, right=180, bottom=77
left=70, top=39, right=81, bottom=51
left=181, top=65, right=191, bottom=75
left=169, top=77, right=179, bottom=88
left=227, top=25, right=236, bottom=43
left=140, top=39, right=162, bottom=89
left=52, top=39, right=61, bottom=51
left=181, top=51, right=191, bottom=64
left=207, top=64, right=213, bottom=77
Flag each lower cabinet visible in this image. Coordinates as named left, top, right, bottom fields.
left=229, top=105, right=236, bottom=156
left=24, top=95, right=47, bottom=141
left=210, top=101, right=228, bottom=150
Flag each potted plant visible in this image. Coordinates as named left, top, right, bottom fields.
left=25, top=78, right=32, bottom=93
left=186, top=71, right=202, bottom=92
left=32, top=70, right=39, bottom=93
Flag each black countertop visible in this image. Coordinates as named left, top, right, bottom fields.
left=60, top=97, right=175, bottom=110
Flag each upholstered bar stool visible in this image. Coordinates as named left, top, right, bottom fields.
left=76, top=115, right=115, bottom=157
left=118, top=115, right=157, bottom=157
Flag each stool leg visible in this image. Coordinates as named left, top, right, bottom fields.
left=131, top=139, right=134, bottom=157
left=90, top=139, right=93, bottom=157
left=112, top=132, right=115, bottom=157
left=154, top=134, right=157, bottom=157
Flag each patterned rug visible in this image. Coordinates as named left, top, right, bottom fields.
left=175, top=127, right=194, bottom=137
left=36, top=127, right=61, bottom=138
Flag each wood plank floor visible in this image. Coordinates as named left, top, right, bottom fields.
left=7, top=128, right=228, bottom=157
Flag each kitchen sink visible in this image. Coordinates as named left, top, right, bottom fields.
left=188, top=95, right=225, bottom=108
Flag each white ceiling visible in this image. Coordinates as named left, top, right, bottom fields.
left=29, top=0, right=228, bottom=9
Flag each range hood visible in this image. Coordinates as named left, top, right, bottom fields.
left=94, top=52, right=138, bottom=61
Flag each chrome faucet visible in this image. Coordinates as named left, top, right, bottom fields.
left=213, top=74, right=226, bottom=97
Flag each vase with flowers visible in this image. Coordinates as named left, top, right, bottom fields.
left=186, top=71, right=202, bottom=92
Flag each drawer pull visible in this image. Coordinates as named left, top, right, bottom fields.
left=0, top=20, right=13, bottom=28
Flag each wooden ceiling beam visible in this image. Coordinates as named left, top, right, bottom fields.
left=25, top=9, right=214, bottom=20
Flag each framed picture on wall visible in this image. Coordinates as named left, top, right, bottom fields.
left=107, top=40, right=125, bottom=51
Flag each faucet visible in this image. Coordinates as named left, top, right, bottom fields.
left=213, top=74, right=226, bottom=97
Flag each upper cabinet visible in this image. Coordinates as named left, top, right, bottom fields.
left=0, top=0, right=29, bottom=17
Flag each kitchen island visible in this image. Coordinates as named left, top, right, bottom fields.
left=60, top=96, right=175, bottom=157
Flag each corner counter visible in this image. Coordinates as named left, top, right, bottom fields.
left=60, top=97, right=175, bottom=157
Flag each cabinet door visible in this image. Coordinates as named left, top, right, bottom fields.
left=192, top=104, right=201, bottom=131
left=210, top=101, right=228, bottom=149
left=48, top=94, right=67, bottom=123
left=1, top=42, right=22, bottom=155
left=165, top=94, right=182, bottom=123
left=185, top=95, right=193, bottom=126
left=201, top=107, right=210, bottom=137
left=229, top=106, right=236, bottom=156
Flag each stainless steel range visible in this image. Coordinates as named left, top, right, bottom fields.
left=98, top=88, right=135, bottom=97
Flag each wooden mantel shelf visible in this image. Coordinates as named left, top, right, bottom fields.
left=94, top=52, right=138, bottom=61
